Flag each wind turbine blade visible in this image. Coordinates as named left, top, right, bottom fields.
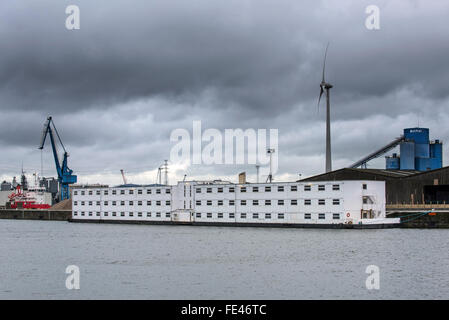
left=317, top=87, right=324, bottom=112
left=322, top=42, right=329, bottom=82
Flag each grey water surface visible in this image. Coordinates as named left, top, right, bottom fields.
left=1, top=220, right=448, bottom=299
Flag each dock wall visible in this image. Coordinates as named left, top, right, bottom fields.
left=0, top=209, right=71, bottom=221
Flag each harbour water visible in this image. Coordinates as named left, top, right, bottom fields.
left=1, top=220, right=448, bottom=299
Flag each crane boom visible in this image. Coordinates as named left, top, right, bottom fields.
left=120, top=169, right=128, bottom=185
left=38, top=116, right=77, bottom=201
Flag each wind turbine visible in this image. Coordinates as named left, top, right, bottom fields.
left=318, top=43, right=333, bottom=173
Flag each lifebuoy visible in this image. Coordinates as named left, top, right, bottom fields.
left=346, top=212, right=350, bottom=217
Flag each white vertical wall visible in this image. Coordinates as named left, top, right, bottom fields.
left=72, top=180, right=386, bottom=225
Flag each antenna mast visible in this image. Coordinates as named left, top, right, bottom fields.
left=163, top=160, right=168, bottom=185
left=266, top=149, right=275, bottom=183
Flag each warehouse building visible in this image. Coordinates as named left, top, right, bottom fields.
left=300, top=166, right=449, bottom=205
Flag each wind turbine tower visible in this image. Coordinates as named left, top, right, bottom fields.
left=318, top=43, right=333, bottom=173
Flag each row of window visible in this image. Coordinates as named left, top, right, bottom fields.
left=73, top=211, right=171, bottom=218
left=73, top=211, right=342, bottom=220
left=73, top=188, right=171, bottom=196
left=196, top=212, right=341, bottom=220
left=74, top=198, right=342, bottom=207
left=74, top=200, right=171, bottom=206
left=197, top=199, right=341, bottom=206
left=196, top=184, right=341, bottom=194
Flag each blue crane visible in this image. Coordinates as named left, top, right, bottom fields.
left=38, top=116, right=77, bottom=201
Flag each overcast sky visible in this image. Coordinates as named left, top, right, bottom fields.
left=1, top=0, right=448, bottom=186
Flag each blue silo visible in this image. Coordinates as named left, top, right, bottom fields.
left=404, top=128, right=430, bottom=158
left=415, top=157, right=431, bottom=171
left=400, top=141, right=415, bottom=170
left=386, top=128, right=443, bottom=171
left=386, top=153, right=400, bottom=170
left=430, top=140, right=443, bottom=170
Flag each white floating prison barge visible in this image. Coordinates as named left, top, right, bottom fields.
left=71, top=180, right=400, bottom=229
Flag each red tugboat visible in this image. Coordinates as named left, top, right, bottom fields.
left=8, top=185, right=51, bottom=209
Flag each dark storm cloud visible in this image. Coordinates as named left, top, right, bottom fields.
left=0, top=0, right=449, bottom=182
